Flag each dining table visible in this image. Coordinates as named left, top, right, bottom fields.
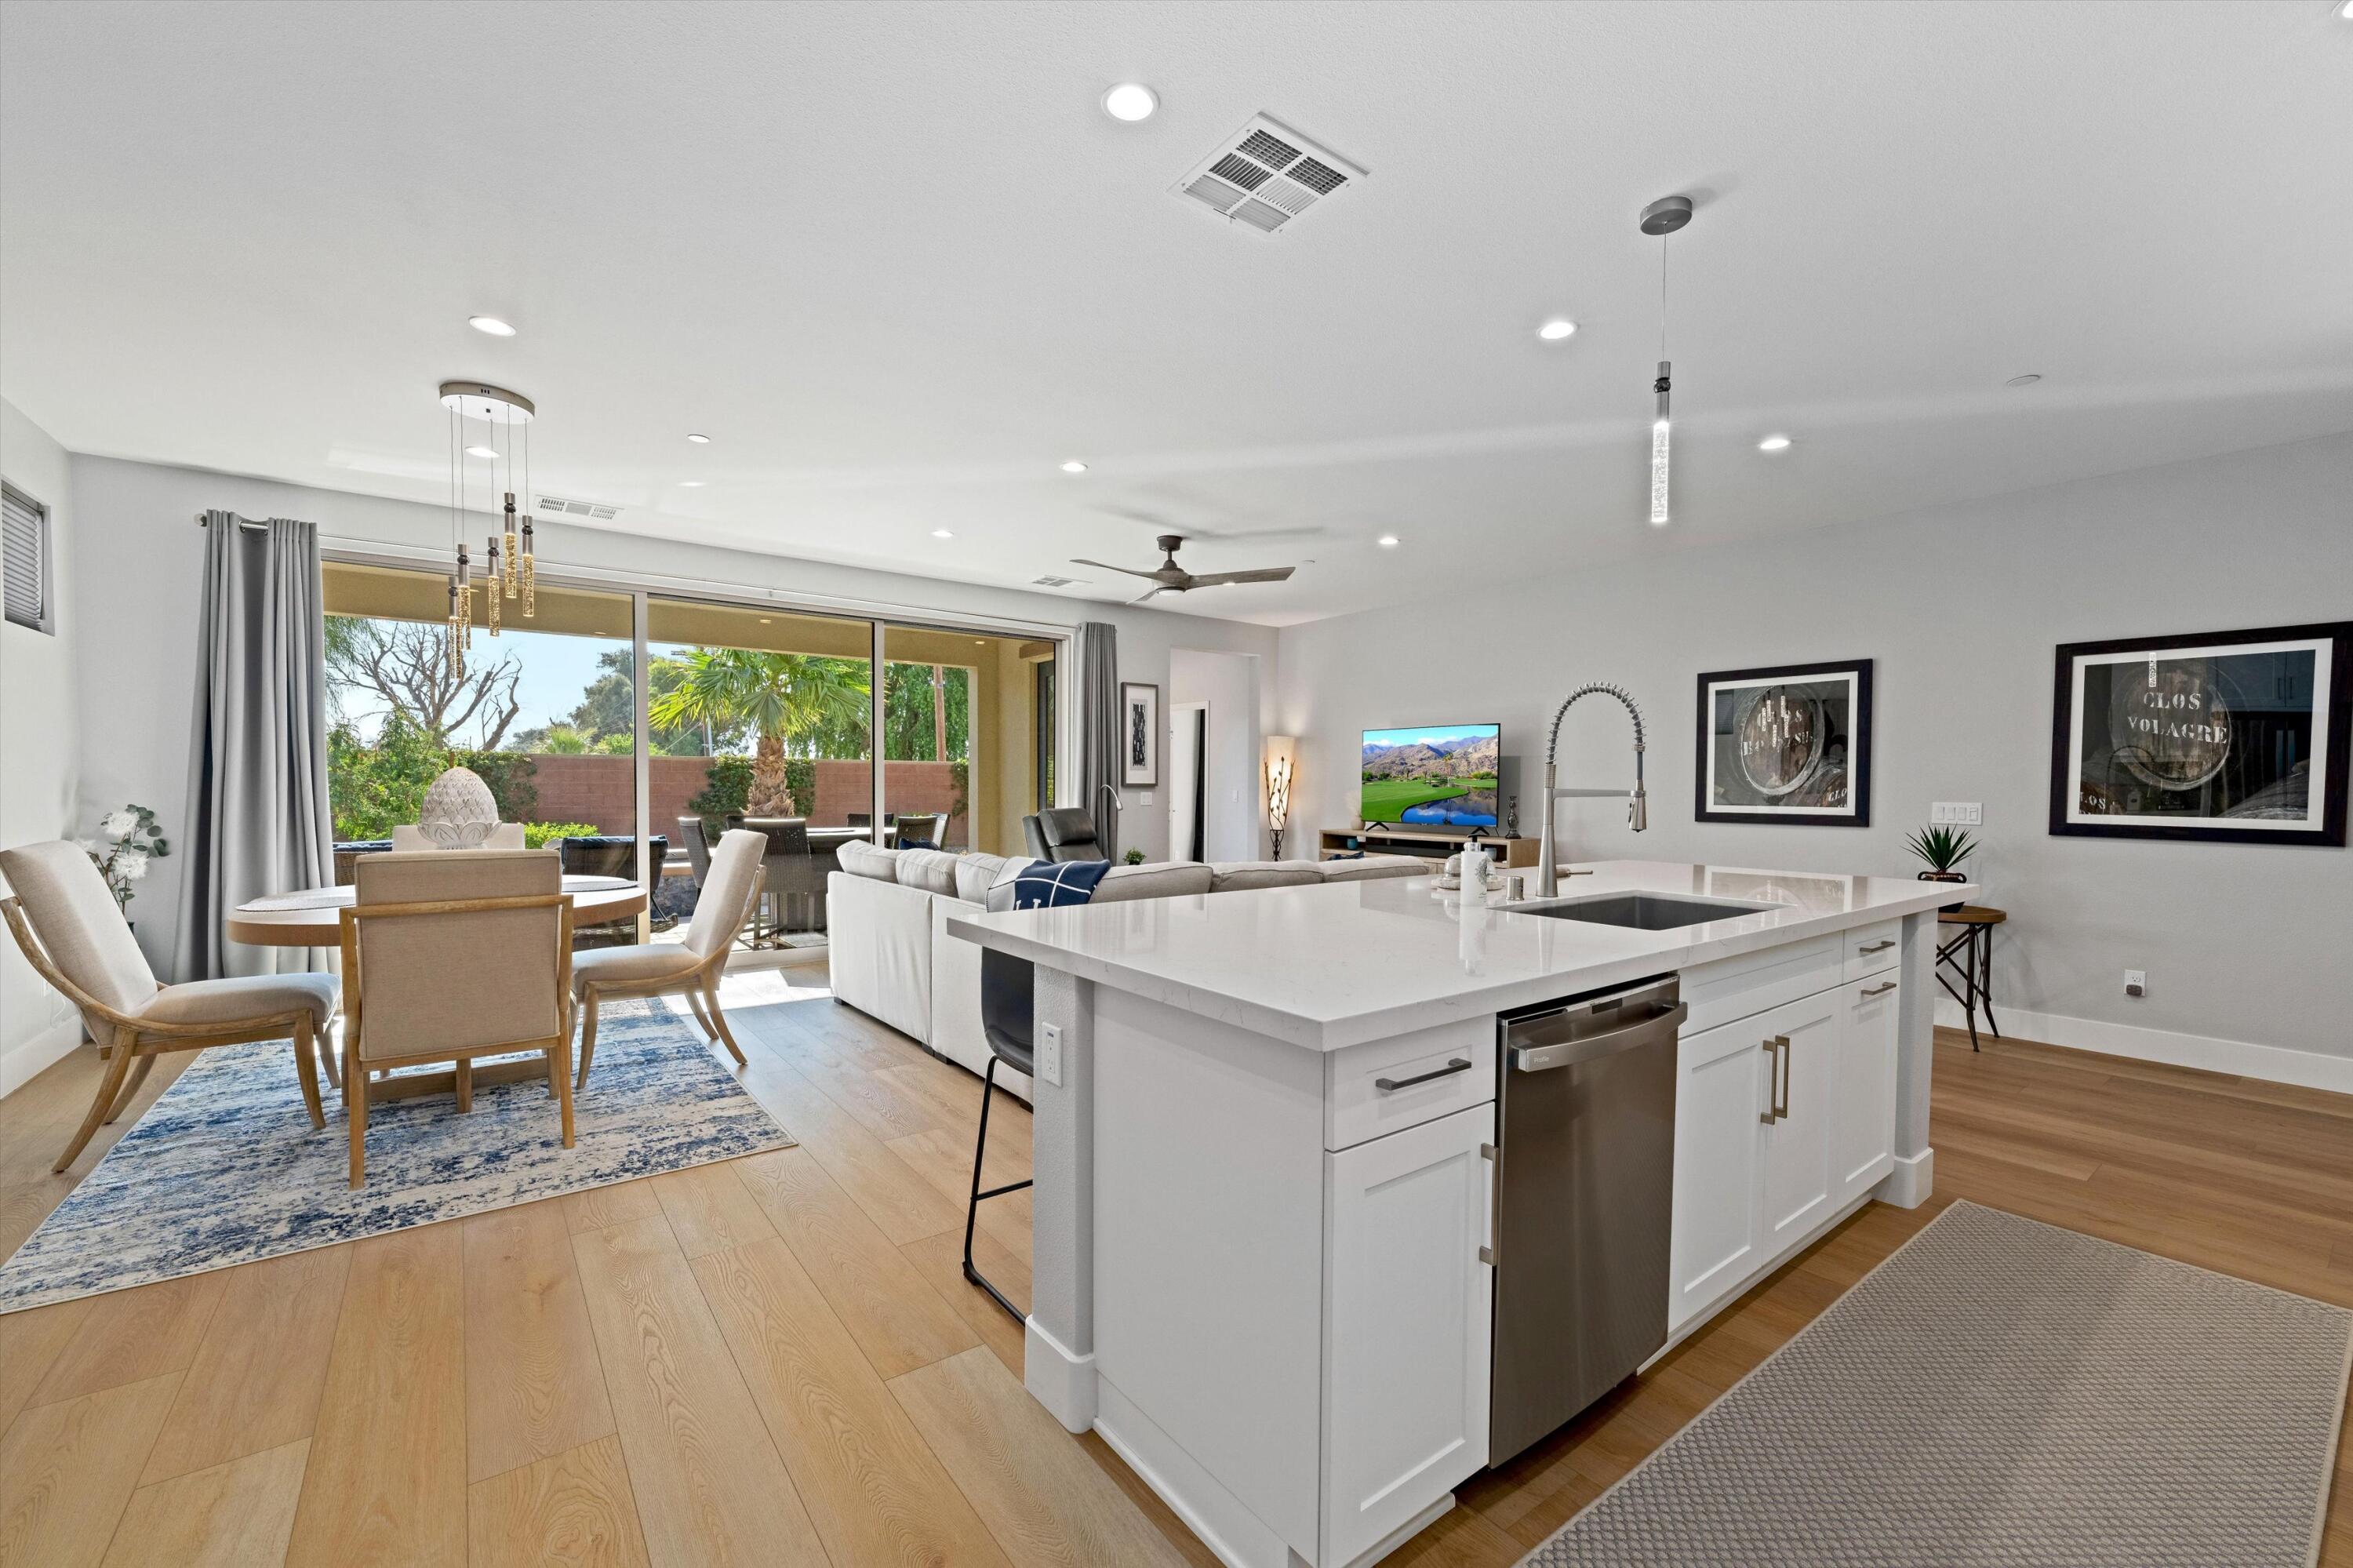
left=227, top=874, right=648, bottom=1105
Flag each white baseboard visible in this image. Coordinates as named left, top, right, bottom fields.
left=1, top=1019, right=81, bottom=1101
left=1096, top=1373, right=1296, bottom=1568
left=1024, top=1315, right=1097, bottom=1434
left=1935, top=998, right=2353, bottom=1094
left=1879, top=1148, right=1933, bottom=1209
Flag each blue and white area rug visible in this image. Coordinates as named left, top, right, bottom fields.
left=0, top=999, right=794, bottom=1313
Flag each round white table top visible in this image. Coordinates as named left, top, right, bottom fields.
left=227, top=875, right=646, bottom=946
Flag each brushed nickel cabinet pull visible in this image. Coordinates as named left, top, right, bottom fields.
left=1376, top=1057, right=1474, bottom=1092
left=1858, top=940, right=1896, bottom=954
left=1758, top=1035, right=1790, bottom=1122
left=1861, top=981, right=1898, bottom=997
left=1479, top=1141, right=1501, bottom=1266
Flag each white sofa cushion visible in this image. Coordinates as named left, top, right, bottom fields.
left=1093, top=861, right=1214, bottom=903
left=824, top=870, right=933, bottom=1043
left=952, top=853, right=1010, bottom=904
left=1208, top=860, right=1324, bottom=893
left=836, top=839, right=900, bottom=881
left=1317, top=853, right=1431, bottom=882
left=894, top=847, right=960, bottom=897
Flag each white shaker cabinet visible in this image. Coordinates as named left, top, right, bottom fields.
left=1756, top=990, right=1842, bottom=1255
left=1832, top=974, right=1902, bottom=1204
left=1668, top=1008, right=1769, bottom=1330
left=1321, top=1101, right=1496, bottom=1567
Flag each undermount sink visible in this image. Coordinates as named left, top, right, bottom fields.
left=1519, top=893, right=1769, bottom=931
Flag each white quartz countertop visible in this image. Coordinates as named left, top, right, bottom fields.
left=946, top=860, right=1978, bottom=1050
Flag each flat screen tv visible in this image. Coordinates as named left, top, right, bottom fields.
left=1361, top=724, right=1502, bottom=829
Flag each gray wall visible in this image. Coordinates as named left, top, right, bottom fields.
left=64, top=454, right=1278, bottom=977
left=0, top=399, right=83, bottom=1091
left=1272, top=433, right=2353, bottom=1075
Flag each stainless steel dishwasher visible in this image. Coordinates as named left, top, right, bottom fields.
left=1488, top=973, right=1686, bottom=1466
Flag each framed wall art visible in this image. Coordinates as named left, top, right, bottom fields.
left=1120, top=680, right=1161, bottom=788
left=1695, top=660, right=1873, bottom=826
left=2049, top=621, right=2350, bottom=846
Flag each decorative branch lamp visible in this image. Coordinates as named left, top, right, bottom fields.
left=1264, top=734, right=1297, bottom=860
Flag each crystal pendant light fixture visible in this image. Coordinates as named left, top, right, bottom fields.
left=1638, top=195, right=1693, bottom=527
left=439, top=380, right=538, bottom=660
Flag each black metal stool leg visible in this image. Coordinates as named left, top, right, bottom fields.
left=1936, top=928, right=1980, bottom=1051
left=1978, top=925, right=2001, bottom=1039
left=962, top=1055, right=1034, bottom=1324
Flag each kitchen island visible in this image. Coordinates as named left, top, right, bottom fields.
left=947, top=859, right=1975, bottom=1568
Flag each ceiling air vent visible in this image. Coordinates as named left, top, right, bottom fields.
left=1173, top=114, right=1366, bottom=238
left=535, top=493, right=622, bottom=522
left=1031, top=574, right=1085, bottom=588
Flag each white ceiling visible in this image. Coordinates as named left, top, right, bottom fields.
left=2, top=1, right=2348, bottom=627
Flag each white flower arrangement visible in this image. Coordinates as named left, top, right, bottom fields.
left=86, top=805, right=169, bottom=910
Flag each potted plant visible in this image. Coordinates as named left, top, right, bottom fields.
left=1904, top=824, right=1974, bottom=912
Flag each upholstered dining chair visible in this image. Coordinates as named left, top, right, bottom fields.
left=0, top=839, right=339, bottom=1172
left=339, top=849, right=573, bottom=1188
left=571, top=828, right=766, bottom=1090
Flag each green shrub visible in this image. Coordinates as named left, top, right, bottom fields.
left=784, top=758, right=816, bottom=817
left=689, top=754, right=753, bottom=834
left=521, top=821, right=601, bottom=849
left=453, top=749, right=539, bottom=822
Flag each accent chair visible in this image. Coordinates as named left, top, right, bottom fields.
left=572, top=827, right=766, bottom=1089
left=0, top=839, right=339, bottom=1172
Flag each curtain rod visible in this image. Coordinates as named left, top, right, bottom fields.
left=194, top=511, right=271, bottom=532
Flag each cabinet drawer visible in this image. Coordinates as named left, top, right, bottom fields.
left=1841, top=919, right=1902, bottom=981
left=1681, top=936, right=1839, bottom=1035
left=1325, top=1017, right=1493, bottom=1152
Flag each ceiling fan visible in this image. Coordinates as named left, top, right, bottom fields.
left=1071, top=534, right=1297, bottom=604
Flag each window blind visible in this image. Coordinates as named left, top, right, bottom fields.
left=2, top=482, right=47, bottom=631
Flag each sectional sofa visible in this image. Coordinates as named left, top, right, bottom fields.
left=826, top=842, right=1429, bottom=1100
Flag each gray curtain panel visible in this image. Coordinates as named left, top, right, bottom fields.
left=173, top=514, right=335, bottom=979
left=1078, top=620, right=1121, bottom=858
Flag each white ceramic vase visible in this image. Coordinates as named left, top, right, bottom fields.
left=419, top=766, right=500, bottom=849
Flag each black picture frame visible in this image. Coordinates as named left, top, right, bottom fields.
left=1693, top=660, right=1874, bottom=827
left=1119, top=681, right=1160, bottom=788
left=2048, top=621, right=2351, bottom=847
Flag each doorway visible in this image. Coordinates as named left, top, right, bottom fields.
left=1166, top=648, right=1262, bottom=861
left=1169, top=702, right=1209, bottom=861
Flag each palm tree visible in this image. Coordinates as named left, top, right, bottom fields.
left=649, top=649, right=871, bottom=813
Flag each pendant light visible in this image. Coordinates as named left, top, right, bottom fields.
left=1639, top=195, right=1693, bottom=527
left=438, top=380, right=538, bottom=671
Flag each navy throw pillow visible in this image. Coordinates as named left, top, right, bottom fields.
left=1007, top=859, right=1111, bottom=909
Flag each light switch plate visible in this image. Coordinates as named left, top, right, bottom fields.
left=1136, top=791, right=1153, bottom=806
left=1036, top=1020, right=1064, bottom=1086
left=1930, top=802, right=1984, bottom=826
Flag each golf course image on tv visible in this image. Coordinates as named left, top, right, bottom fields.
left=1362, top=725, right=1502, bottom=828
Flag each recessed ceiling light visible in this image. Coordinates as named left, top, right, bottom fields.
left=759, top=617, right=772, bottom=624
left=1377, top=535, right=1401, bottom=548
left=686, top=432, right=711, bottom=444
left=2005, top=373, right=2043, bottom=387
left=1537, top=319, right=1577, bottom=341
left=1757, top=434, right=1792, bottom=452
left=467, top=315, right=515, bottom=337
left=1059, top=460, right=1089, bottom=474
left=931, top=529, right=955, bottom=538
left=464, top=445, right=498, bottom=459
left=1101, top=83, right=1158, bottom=122
left=678, top=480, right=706, bottom=488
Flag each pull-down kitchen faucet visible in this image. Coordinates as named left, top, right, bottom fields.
left=1536, top=684, right=1649, bottom=897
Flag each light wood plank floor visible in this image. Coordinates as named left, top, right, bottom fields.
left=2, top=962, right=2347, bottom=1566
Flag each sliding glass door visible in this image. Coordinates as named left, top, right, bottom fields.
left=646, top=597, right=874, bottom=944
left=881, top=624, right=1056, bottom=857
left=321, top=560, right=638, bottom=948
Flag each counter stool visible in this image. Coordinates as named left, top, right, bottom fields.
left=1936, top=904, right=2007, bottom=1050
left=966, top=944, right=1035, bottom=1323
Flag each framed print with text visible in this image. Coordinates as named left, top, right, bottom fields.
left=1695, top=660, right=1873, bottom=826
left=2049, top=621, right=2349, bottom=846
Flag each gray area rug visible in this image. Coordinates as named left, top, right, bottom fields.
left=1523, top=1201, right=2352, bottom=1567
left=0, top=999, right=793, bottom=1313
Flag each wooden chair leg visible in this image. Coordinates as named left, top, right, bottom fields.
left=684, top=988, right=718, bottom=1041
left=704, top=975, right=747, bottom=1067
left=103, top=1052, right=158, bottom=1125
left=317, top=1027, right=341, bottom=1089
left=56, top=1029, right=136, bottom=1173
left=553, top=1031, right=576, bottom=1148
left=347, top=1058, right=369, bottom=1188
left=573, top=991, right=601, bottom=1091
left=292, top=1015, right=325, bottom=1130
left=455, top=1057, right=474, bottom=1113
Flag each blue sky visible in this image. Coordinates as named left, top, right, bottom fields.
left=1363, top=724, right=1499, bottom=748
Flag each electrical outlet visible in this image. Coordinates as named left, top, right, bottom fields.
left=1930, top=802, right=1984, bottom=826
left=1037, top=1020, right=1064, bottom=1086
left=2123, top=970, right=2147, bottom=999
